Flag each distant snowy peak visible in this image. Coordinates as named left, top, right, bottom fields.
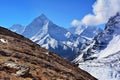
left=9, top=14, right=50, bottom=36
left=10, top=24, right=25, bottom=34
left=68, top=25, right=102, bottom=39
left=80, top=26, right=103, bottom=38
left=37, top=13, right=49, bottom=21
left=22, top=14, right=52, bottom=38
left=68, top=25, right=86, bottom=35
left=22, top=14, right=71, bottom=40
left=33, top=13, right=50, bottom=24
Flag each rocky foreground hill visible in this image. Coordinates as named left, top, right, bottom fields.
left=0, top=26, right=96, bottom=80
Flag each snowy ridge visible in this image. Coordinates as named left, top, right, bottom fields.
left=74, top=40, right=96, bottom=62
left=79, top=61, right=120, bottom=80
left=68, top=25, right=86, bottom=35
left=98, top=35, right=120, bottom=59
left=80, top=26, right=102, bottom=38
left=74, top=13, right=120, bottom=80
left=10, top=24, right=25, bottom=34
left=74, top=13, right=120, bottom=62
left=68, top=26, right=102, bottom=39
left=79, top=51, right=120, bottom=80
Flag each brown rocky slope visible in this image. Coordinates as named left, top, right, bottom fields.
left=0, top=26, right=97, bottom=80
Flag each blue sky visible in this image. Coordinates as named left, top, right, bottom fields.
left=0, top=0, right=96, bottom=28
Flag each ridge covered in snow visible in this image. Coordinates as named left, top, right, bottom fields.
left=68, top=26, right=102, bottom=39
left=74, top=13, right=120, bottom=80
left=10, top=24, right=25, bottom=34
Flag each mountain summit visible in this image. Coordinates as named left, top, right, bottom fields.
left=38, top=13, right=49, bottom=21
left=22, top=14, right=70, bottom=41
left=22, top=14, right=51, bottom=38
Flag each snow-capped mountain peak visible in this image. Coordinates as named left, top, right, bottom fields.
left=68, top=25, right=102, bottom=39
left=10, top=24, right=25, bottom=34
left=80, top=26, right=103, bottom=39
left=68, top=25, right=86, bottom=35
left=35, top=13, right=50, bottom=23
left=22, top=14, right=51, bottom=38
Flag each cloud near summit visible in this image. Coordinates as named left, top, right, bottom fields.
left=72, top=0, right=120, bottom=26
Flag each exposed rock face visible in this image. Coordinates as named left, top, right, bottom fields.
left=0, top=27, right=96, bottom=80
left=0, top=61, right=30, bottom=77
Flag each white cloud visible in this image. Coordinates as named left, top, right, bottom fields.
left=71, top=19, right=82, bottom=27
left=72, top=0, right=120, bottom=26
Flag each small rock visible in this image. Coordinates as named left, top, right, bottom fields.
left=1, top=61, right=30, bottom=77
